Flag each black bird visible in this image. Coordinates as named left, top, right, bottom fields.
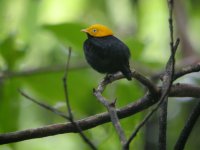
left=81, top=24, right=132, bottom=80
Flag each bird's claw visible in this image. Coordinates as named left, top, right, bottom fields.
left=104, top=74, right=114, bottom=82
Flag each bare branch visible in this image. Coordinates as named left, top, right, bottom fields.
left=158, top=1, right=176, bottom=149
left=62, top=47, right=97, bottom=150
left=0, top=62, right=87, bottom=80
left=93, top=78, right=127, bottom=149
left=94, top=71, right=158, bottom=96
left=19, top=90, right=69, bottom=119
left=173, top=63, right=200, bottom=81
left=125, top=1, right=179, bottom=148
left=63, top=47, right=73, bottom=119
left=151, top=62, right=200, bottom=81
left=92, top=67, right=158, bottom=149
left=0, top=83, right=200, bottom=145
left=131, top=71, right=158, bottom=97
left=174, top=101, right=200, bottom=150
left=158, top=99, right=168, bottom=150
left=169, top=83, right=200, bottom=97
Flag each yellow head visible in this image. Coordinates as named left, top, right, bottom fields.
left=81, top=24, right=113, bottom=37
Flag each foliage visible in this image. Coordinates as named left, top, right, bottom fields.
left=0, top=0, right=200, bottom=150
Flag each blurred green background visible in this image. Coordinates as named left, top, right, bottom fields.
left=0, top=0, right=200, bottom=150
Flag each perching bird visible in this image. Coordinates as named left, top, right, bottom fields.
left=81, top=24, right=132, bottom=80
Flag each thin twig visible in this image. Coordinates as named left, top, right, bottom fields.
left=131, top=71, right=158, bottom=97
left=0, top=63, right=88, bottom=80
left=124, top=105, right=157, bottom=147
left=94, top=78, right=128, bottom=150
left=125, top=40, right=179, bottom=149
left=158, top=99, right=168, bottom=150
left=92, top=68, right=159, bottom=149
left=158, top=1, right=176, bottom=149
left=173, top=62, right=200, bottom=81
left=62, top=47, right=97, bottom=150
left=19, top=90, right=69, bottom=119
left=151, top=62, right=200, bottom=81
left=174, top=101, right=200, bottom=150
left=63, top=47, right=73, bottom=120
left=94, top=71, right=158, bottom=96
left=124, top=89, right=171, bottom=148
left=125, top=0, right=179, bottom=148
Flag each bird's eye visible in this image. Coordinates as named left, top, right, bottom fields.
left=93, top=29, right=97, bottom=33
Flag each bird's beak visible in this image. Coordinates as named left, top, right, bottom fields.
left=81, top=29, right=88, bottom=33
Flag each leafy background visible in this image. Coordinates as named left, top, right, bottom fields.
left=0, top=0, right=200, bottom=150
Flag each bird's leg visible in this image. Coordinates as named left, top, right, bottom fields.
left=104, top=74, right=114, bottom=82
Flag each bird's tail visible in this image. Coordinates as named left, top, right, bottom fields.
left=121, top=66, right=132, bottom=81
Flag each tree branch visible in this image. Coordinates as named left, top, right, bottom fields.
left=125, top=1, right=179, bottom=147
left=62, top=48, right=97, bottom=150
left=173, top=62, right=200, bottom=81
left=158, top=99, right=168, bottom=150
left=19, top=90, right=69, bottom=119
left=0, top=62, right=88, bottom=80
left=158, top=1, right=177, bottom=149
left=93, top=78, right=127, bottom=149
left=93, top=71, right=158, bottom=97
left=0, top=83, right=200, bottom=145
left=174, top=101, right=200, bottom=150
left=92, top=67, right=158, bottom=150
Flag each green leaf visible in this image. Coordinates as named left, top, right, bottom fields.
left=43, top=23, right=86, bottom=52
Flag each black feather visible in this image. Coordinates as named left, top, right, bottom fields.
left=83, top=34, right=132, bottom=80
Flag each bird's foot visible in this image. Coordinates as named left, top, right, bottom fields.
left=104, top=74, right=114, bottom=82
